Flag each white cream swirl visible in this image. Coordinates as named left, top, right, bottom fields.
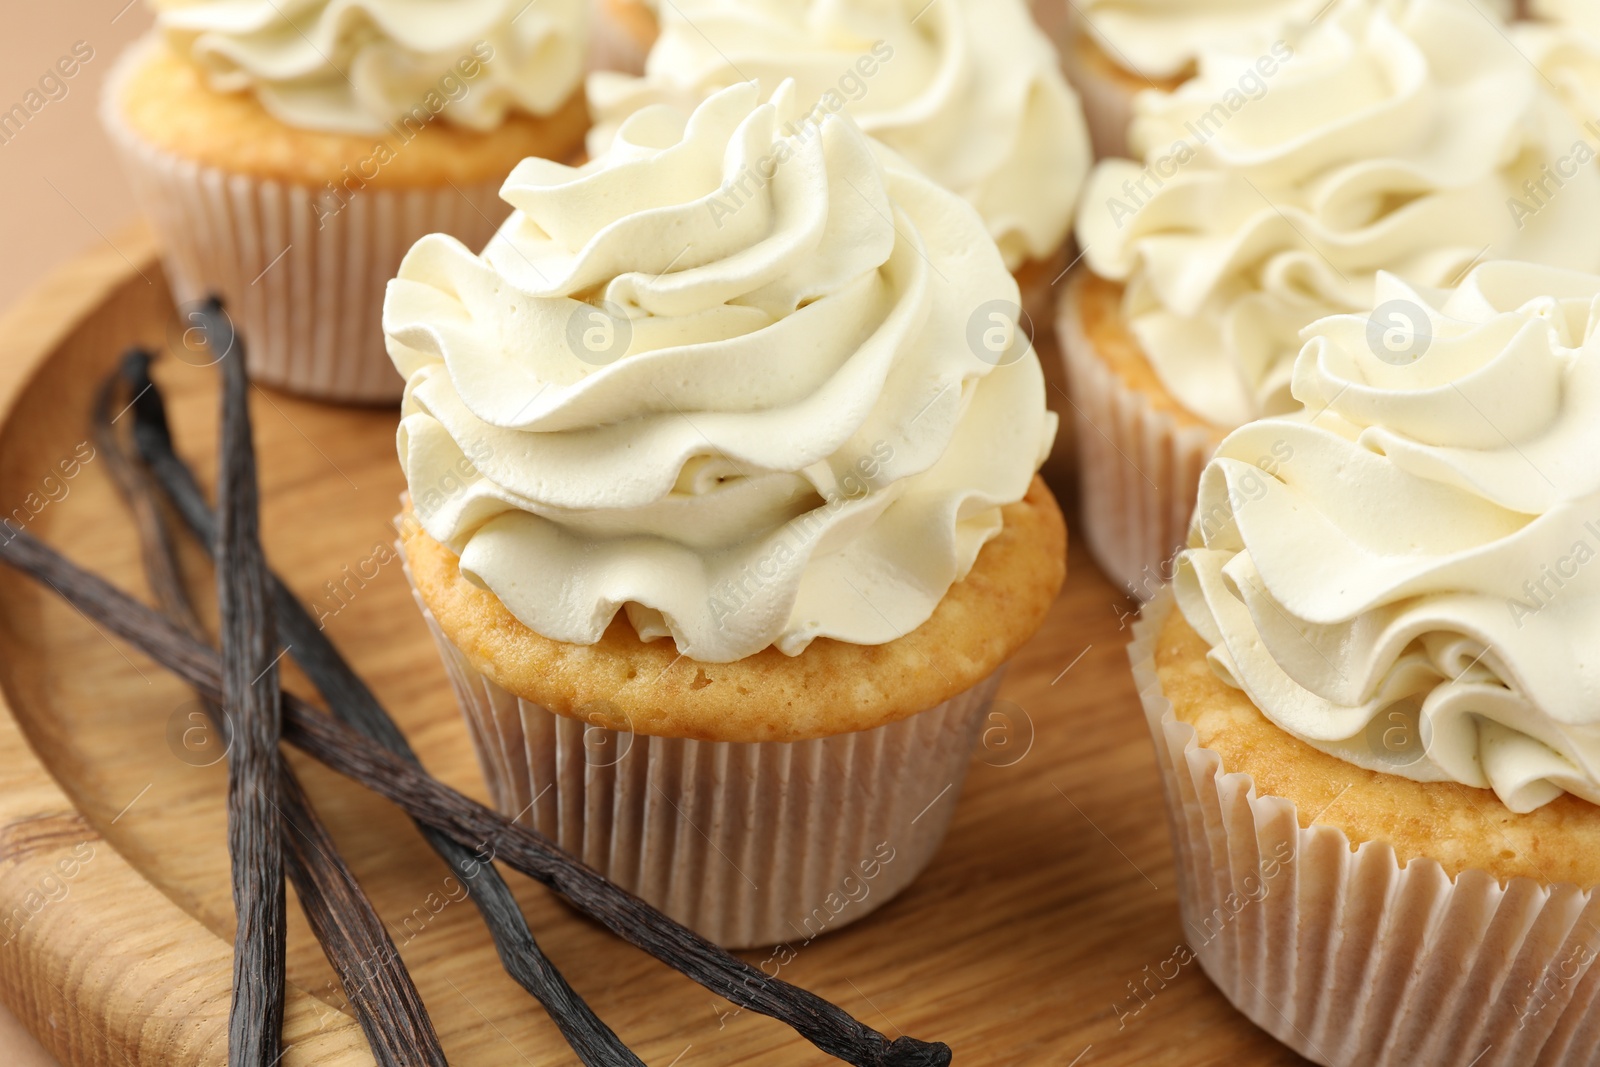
left=1178, top=262, right=1600, bottom=813
left=384, top=81, right=1055, bottom=663
left=1078, top=0, right=1600, bottom=430
left=1074, top=0, right=1509, bottom=79
left=157, top=0, right=586, bottom=134
left=1074, top=0, right=1327, bottom=80
left=583, top=0, right=1090, bottom=271
left=1517, top=4, right=1600, bottom=133
left=1532, top=0, right=1600, bottom=35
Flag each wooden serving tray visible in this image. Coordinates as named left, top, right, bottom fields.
left=0, top=228, right=1312, bottom=1066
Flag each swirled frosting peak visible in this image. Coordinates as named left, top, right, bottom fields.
left=1078, top=0, right=1600, bottom=430
left=156, top=0, right=586, bottom=134
left=384, top=80, right=1055, bottom=663
left=583, top=0, right=1091, bottom=271
left=1178, top=261, right=1600, bottom=812
left=1074, top=0, right=1326, bottom=80
left=1517, top=1, right=1600, bottom=132
left=1532, top=0, right=1600, bottom=37
left=1074, top=0, right=1510, bottom=79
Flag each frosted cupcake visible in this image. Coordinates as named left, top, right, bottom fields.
left=1057, top=0, right=1516, bottom=159
left=103, top=0, right=589, bottom=403
left=1135, top=261, right=1600, bottom=1067
left=585, top=0, right=1092, bottom=486
left=1064, top=0, right=1600, bottom=597
left=1517, top=0, right=1600, bottom=123
left=386, top=82, right=1066, bottom=948
left=1058, top=0, right=1322, bottom=159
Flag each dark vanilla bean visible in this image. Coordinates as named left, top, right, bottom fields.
left=276, top=771, right=448, bottom=1063
left=206, top=302, right=289, bottom=1067
left=95, top=359, right=448, bottom=1067
left=0, top=530, right=955, bottom=1067
left=282, top=701, right=956, bottom=1067
left=122, top=354, right=643, bottom=1067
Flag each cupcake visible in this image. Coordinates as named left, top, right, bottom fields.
left=385, top=81, right=1066, bottom=948
left=1057, top=0, right=1520, bottom=160
left=1135, top=261, right=1600, bottom=1067
left=1056, top=0, right=1323, bottom=159
left=103, top=0, right=590, bottom=403
left=583, top=0, right=1092, bottom=488
left=1064, top=0, right=1600, bottom=598
left=1517, top=0, right=1600, bottom=121
left=587, top=0, right=658, bottom=74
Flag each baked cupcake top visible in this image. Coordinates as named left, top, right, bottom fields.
left=1178, top=261, right=1600, bottom=813
left=153, top=0, right=587, bottom=134
left=384, top=80, right=1055, bottom=664
left=583, top=0, right=1090, bottom=271
left=1076, top=0, right=1600, bottom=430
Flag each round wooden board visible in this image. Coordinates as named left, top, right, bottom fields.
left=0, top=227, right=1314, bottom=1066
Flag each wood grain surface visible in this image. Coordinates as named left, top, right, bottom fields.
left=0, top=228, right=1314, bottom=1066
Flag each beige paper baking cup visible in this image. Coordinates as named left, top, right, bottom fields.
left=1131, top=591, right=1600, bottom=1067
left=400, top=550, right=998, bottom=949
left=1058, top=274, right=1223, bottom=599
left=101, top=55, right=509, bottom=404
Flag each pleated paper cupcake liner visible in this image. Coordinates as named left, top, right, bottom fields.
left=1056, top=18, right=1139, bottom=160
left=1131, top=591, right=1600, bottom=1067
left=400, top=546, right=999, bottom=950
left=102, top=51, right=510, bottom=405
left=1058, top=273, right=1223, bottom=599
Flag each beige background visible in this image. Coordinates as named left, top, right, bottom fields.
left=1, top=1, right=153, bottom=310
left=2, top=3, right=154, bottom=1062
